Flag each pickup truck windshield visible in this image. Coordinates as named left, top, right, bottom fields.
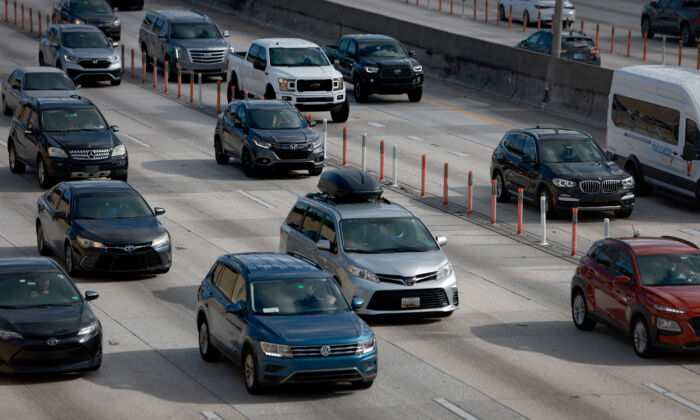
left=249, top=108, right=305, bottom=130
left=61, top=31, right=110, bottom=49
left=170, top=23, right=221, bottom=40
left=358, top=41, right=407, bottom=59
left=269, top=47, right=330, bottom=67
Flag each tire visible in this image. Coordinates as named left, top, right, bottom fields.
left=264, top=86, right=276, bottom=100
left=626, top=161, right=651, bottom=196
left=407, top=87, right=422, bottom=103
left=110, top=78, right=121, bottom=86
left=214, top=136, right=229, bottom=165
left=39, top=52, right=45, bottom=67
left=642, top=17, right=654, bottom=39
left=330, top=100, right=350, bottom=123
left=166, top=56, right=177, bottom=83
left=8, top=142, right=25, bottom=173
left=571, top=289, right=596, bottom=331
left=500, top=5, right=506, bottom=21
left=243, top=347, right=264, bottom=394
left=495, top=171, right=510, bottom=203
left=308, top=166, right=323, bottom=176
left=64, top=242, right=78, bottom=276
left=681, top=23, right=693, bottom=46
left=111, top=174, right=128, bottom=182
left=353, top=75, right=369, bottom=103
left=37, top=158, right=54, bottom=189
left=241, top=148, right=256, bottom=177
left=615, top=208, right=633, bottom=218
left=539, top=187, right=558, bottom=220
left=351, top=380, right=374, bottom=390
left=2, top=95, right=11, bottom=116
left=632, top=316, right=654, bottom=358
left=37, top=223, right=51, bottom=256
left=56, top=61, right=62, bottom=70
left=198, top=319, right=220, bottom=362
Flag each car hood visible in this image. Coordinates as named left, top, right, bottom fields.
left=255, top=311, right=370, bottom=345
left=45, top=131, right=117, bottom=150
left=172, top=39, right=229, bottom=50
left=346, top=250, right=447, bottom=276
left=249, top=128, right=316, bottom=144
left=545, top=161, right=627, bottom=180
left=63, top=47, right=116, bottom=59
left=0, top=304, right=95, bottom=337
left=74, top=217, right=163, bottom=245
left=363, top=58, right=417, bottom=68
left=273, top=66, right=341, bottom=80
left=23, top=89, right=79, bottom=99
left=647, top=286, right=700, bottom=314
left=73, top=13, right=116, bottom=24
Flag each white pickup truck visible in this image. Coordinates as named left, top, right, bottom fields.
left=226, top=38, right=349, bottom=122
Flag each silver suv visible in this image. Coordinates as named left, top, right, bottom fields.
left=279, top=170, right=458, bottom=316
left=139, top=10, right=231, bottom=81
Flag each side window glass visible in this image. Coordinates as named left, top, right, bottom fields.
left=611, top=94, right=680, bottom=145
left=615, top=250, right=635, bottom=280
left=216, top=265, right=237, bottom=300
left=57, top=189, right=70, bottom=216
left=225, top=104, right=237, bottom=121
left=685, top=118, right=700, bottom=149
left=285, top=202, right=308, bottom=230
left=28, top=109, right=39, bottom=129
left=319, top=216, right=337, bottom=252
left=300, top=208, right=324, bottom=241
left=502, top=134, right=514, bottom=149
left=522, top=136, right=537, bottom=161
left=230, top=274, right=247, bottom=306
left=235, top=106, right=247, bottom=125
left=48, top=187, right=63, bottom=207
left=338, top=39, right=349, bottom=54
left=152, top=18, right=164, bottom=34
left=257, top=48, right=267, bottom=67
left=142, top=14, right=154, bottom=30
left=594, top=246, right=615, bottom=272
left=247, top=45, right=260, bottom=63
left=16, top=105, right=30, bottom=124
left=507, top=135, right=526, bottom=155
left=347, top=41, right=357, bottom=57
left=526, top=33, right=540, bottom=46
left=210, top=263, right=223, bottom=286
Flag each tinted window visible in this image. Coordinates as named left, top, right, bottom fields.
left=269, top=48, right=330, bottom=67
left=152, top=18, right=164, bottom=34
left=247, top=45, right=260, bottom=63
left=611, top=94, right=680, bottom=145
left=319, top=216, right=337, bottom=249
left=73, top=191, right=153, bottom=219
left=48, top=186, right=63, bottom=207
left=28, top=109, right=39, bottom=129
left=250, top=277, right=349, bottom=315
left=593, top=246, right=615, bottom=271
left=615, top=250, right=635, bottom=279
left=9, top=70, right=21, bottom=87
left=340, top=217, right=438, bottom=253
left=23, top=72, right=75, bottom=91
left=41, top=107, right=107, bottom=132
left=249, top=108, right=305, bottom=130
left=62, top=31, right=110, bottom=49
left=539, top=138, right=607, bottom=163
left=337, top=38, right=349, bottom=54
left=224, top=104, right=236, bottom=122
left=170, top=23, right=221, bottom=39
left=285, top=202, right=308, bottom=230
left=502, top=134, right=516, bottom=148
left=637, top=253, right=700, bottom=286
left=16, top=105, right=30, bottom=125
left=524, top=33, right=541, bottom=47
left=235, top=104, right=247, bottom=125
left=522, top=136, right=537, bottom=161
left=358, top=41, right=407, bottom=59
left=507, top=135, right=526, bottom=155
left=300, top=208, right=324, bottom=241
left=537, top=32, right=552, bottom=47
left=230, top=274, right=246, bottom=305
left=562, top=37, right=595, bottom=49
left=142, top=14, right=155, bottom=30
left=57, top=189, right=70, bottom=216
left=216, top=265, right=237, bottom=299
left=0, top=270, right=82, bottom=308
left=686, top=119, right=700, bottom=149
left=347, top=40, right=357, bottom=57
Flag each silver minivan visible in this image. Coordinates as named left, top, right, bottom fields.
left=279, top=170, right=458, bottom=316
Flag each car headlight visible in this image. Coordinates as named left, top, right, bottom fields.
left=621, top=176, right=634, bottom=188
left=260, top=341, right=293, bottom=358
left=64, top=54, right=81, bottom=63
left=653, top=303, right=686, bottom=314
left=112, top=144, right=126, bottom=157
left=347, top=265, right=379, bottom=283
left=252, top=137, right=273, bottom=149
left=71, top=18, right=83, bottom=24
left=113, top=18, right=120, bottom=27
left=436, top=262, right=453, bottom=281
left=78, top=321, right=99, bottom=336
left=174, top=47, right=183, bottom=60
left=413, top=65, right=423, bottom=73
left=48, top=147, right=68, bottom=158
left=552, top=178, right=577, bottom=188
left=108, top=54, right=120, bottom=63
left=278, top=78, right=293, bottom=91
left=76, top=235, right=105, bottom=249
left=656, top=317, right=682, bottom=333
left=228, top=46, right=235, bottom=54
left=356, top=336, right=376, bottom=354
left=151, top=232, right=170, bottom=248
left=311, top=136, right=322, bottom=149
left=334, top=77, right=343, bottom=90
left=0, top=329, right=23, bottom=341
left=364, top=66, right=379, bottom=74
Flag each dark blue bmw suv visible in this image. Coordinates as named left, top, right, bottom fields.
left=196, top=252, right=377, bottom=393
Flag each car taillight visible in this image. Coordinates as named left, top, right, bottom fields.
left=591, top=47, right=600, bottom=54
left=535, top=5, right=550, bottom=9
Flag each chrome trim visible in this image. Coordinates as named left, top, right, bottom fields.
left=577, top=205, right=622, bottom=211
left=70, top=148, right=111, bottom=160
left=558, top=196, right=580, bottom=202
left=621, top=194, right=635, bottom=200
left=624, top=131, right=652, bottom=144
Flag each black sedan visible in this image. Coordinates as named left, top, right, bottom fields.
left=490, top=127, right=635, bottom=219
left=36, top=181, right=172, bottom=275
left=0, top=257, right=101, bottom=373
left=517, top=29, right=601, bottom=66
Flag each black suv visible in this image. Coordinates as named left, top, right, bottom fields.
left=52, top=0, right=121, bottom=41
left=517, top=30, right=601, bottom=66
left=490, top=128, right=635, bottom=218
left=642, top=0, right=700, bottom=46
left=7, top=96, right=128, bottom=188
left=214, top=100, right=323, bottom=177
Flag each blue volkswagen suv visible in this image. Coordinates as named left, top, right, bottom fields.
left=196, top=253, right=377, bottom=393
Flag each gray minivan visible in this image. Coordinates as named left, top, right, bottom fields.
left=139, top=9, right=231, bottom=81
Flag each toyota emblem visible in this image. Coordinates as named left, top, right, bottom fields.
left=394, top=68, right=402, bottom=75
left=320, top=345, right=331, bottom=357
left=404, top=277, right=416, bottom=286
left=46, top=337, right=59, bottom=346
left=124, top=245, right=134, bottom=252
left=87, top=150, right=96, bottom=159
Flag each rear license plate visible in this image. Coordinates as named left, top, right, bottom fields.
left=401, top=297, right=420, bottom=308
left=85, top=165, right=99, bottom=173
left=574, top=53, right=585, bottom=60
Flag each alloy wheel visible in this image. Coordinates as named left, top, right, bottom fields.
left=9, top=145, right=16, bottom=170
left=38, top=161, right=46, bottom=185
left=245, top=353, right=255, bottom=388
left=573, top=294, right=586, bottom=326
left=199, top=322, right=209, bottom=354
left=633, top=320, right=648, bottom=354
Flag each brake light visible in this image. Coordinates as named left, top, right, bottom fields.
left=591, top=47, right=600, bottom=54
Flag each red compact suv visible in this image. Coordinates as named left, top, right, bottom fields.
left=571, top=236, right=700, bottom=357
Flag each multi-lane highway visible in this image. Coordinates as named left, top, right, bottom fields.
left=1, top=1, right=700, bottom=419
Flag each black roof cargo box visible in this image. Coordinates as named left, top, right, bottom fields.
left=317, top=169, right=382, bottom=202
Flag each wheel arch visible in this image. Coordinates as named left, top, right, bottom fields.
left=630, top=302, right=653, bottom=336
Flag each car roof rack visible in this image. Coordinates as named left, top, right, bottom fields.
left=305, top=192, right=391, bottom=206
left=660, top=236, right=699, bottom=249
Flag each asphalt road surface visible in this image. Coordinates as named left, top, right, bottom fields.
left=1, top=1, right=699, bottom=419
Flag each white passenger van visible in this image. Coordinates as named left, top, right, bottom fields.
left=607, top=66, right=700, bottom=204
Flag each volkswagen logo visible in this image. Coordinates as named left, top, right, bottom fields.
left=320, top=345, right=331, bottom=357
left=124, top=245, right=135, bottom=252
left=46, top=337, right=59, bottom=346
left=87, top=150, right=96, bottom=159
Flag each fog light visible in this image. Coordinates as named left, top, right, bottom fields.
left=657, top=317, right=682, bottom=332
left=282, top=96, right=292, bottom=101
left=370, top=78, right=374, bottom=83
left=337, top=95, right=343, bottom=100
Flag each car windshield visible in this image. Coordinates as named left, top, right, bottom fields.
left=170, top=23, right=221, bottom=39
left=358, top=41, right=407, bottom=59
left=74, top=191, right=153, bottom=220
left=340, top=217, right=438, bottom=253
left=637, top=253, right=700, bottom=286
left=563, top=37, right=595, bottom=49
left=251, top=277, right=349, bottom=315
left=41, top=107, right=106, bottom=132
left=539, top=138, right=607, bottom=163
left=0, top=271, right=81, bottom=308
left=269, top=47, right=330, bottom=67
left=23, top=73, right=75, bottom=91
left=249, top=108, right=305, bottom=130
left=62, top=31, right=110, bottom=49
left=71, top=0, right=112, bottom=14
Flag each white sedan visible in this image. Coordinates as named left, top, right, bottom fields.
left=499, top=0, right=576, bottom=27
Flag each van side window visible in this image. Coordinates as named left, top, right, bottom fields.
left=300, top=208, right=324, bottom=241
left=285, top=203, right=308, bottom=230
left=686, top=119, right=700, bottom=149
left=319, top=216, right=337, bottom=251
left=611, top=94, right=680, bottom=146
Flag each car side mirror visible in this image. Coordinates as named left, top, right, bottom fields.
left=113, top=7, right=118, bottom=12
left=351, top=297, right=364, bottom=310
left=223, top=30, right=230, bottom=38
left=308, top=119, right=317, bottom=127
left=408, top=50, right=416, bottom=57
left=682, top=143, right=699, bottom=161
left=226, top=302, right=242, bottom=313
left=316, top=239, right=331, bottom=251
left=435, top=236, right=447, bottom=246
left=84, top=290, right=99, bottom=301
left=604, top=151, right=614, bottom=160
left=154, top=207, right=166, bottom=216
left=53, top=211, right=66, bottom=220
left=110, top=125, right=119, bottom=132
left=614, top=275, right=632, bottom=287
left=253, top=60, right=266, bottom=71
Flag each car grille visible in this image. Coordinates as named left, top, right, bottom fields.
left=286, top=369, right=363, bottom=383
left=296, top=96, right=334, bottom=103
left=69, top=148, right=111, bottom=160
left=291, top=343, right=358, bottom=358
left=78, top=59, right=111, bottom=69
left=188, top=49, right=226, bottom=64
left=602, top=180, right=621, bottom=193
left=689, top=317, right=700, bottom=338
left=375, top=271, right=438, bottom=285
left=273, top=149, right=312, bottom=160
left=296, top=79, right=332, bottom=92
left=367, top=288, right=449, bottom=310
left=11, top=344, right=90, bottom=368
left=95, top=248, right=162, bottom=271
left=380, top=66, right=413, bottom=79
left=579, top=180, right=622, bottom=194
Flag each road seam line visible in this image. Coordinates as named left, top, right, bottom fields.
left=433, top=398, right=480, bottom=420
left=123, top=134, right=151, bottom=148
left=236, top=190, right=275, bottom=208
left=645, top=383, right=700, bottom=414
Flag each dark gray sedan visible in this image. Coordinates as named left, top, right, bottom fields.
left=2, top=67, right=78, bottom=116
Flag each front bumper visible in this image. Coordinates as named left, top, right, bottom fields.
left=63, top=59, right=121, bottom=82
left=257, top=348, right=377, bottom=385
left=71, top=242, right=172, bottom=274
left=174, top=57, right=226, bottom=75
left=0, top=330, right=101, bottom=374
left=359, top=74, right=423, bottom=94
left=536, top=9, right=575, bottom=22
left=278, top=90, right=346, bottom=111
left=46, top=156, right=128, bottom=180
left=652, top=315, right=700, bottom=352
left=553, top=188, right=635, bottom=212
left=252, top=144, right=325, bottom=170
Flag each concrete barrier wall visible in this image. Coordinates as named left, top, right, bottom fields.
left=209, top=0, right=613, bottom=126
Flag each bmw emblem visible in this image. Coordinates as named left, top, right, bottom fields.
left=46, top=337, right=59, bottom=346
left=320, top=345, right=331, bottom=357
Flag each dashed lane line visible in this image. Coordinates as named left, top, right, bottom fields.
left=123, top=134, right=151, bottom=148
left=236, top=190, right=275, bottom=209
left=433, top=398, right=480, bottom=420
left=644, top=383, right=700, bottom=414
left=200, top=411, right=223, bottom=420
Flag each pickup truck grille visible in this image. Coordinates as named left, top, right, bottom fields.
left=380, top=66, right=413, bottom=79
left=69, top=148, right=112, bottom=160
left=188, top=49, right=226, bottom=64
left=78, top=59, right=111, bottom=69
left=297, top=79, right=332, bottom=92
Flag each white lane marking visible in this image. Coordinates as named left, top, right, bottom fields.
left=645, top=383, right=700, bottom=414
left=123, top=134, right=151, bottom=148
left=200, top=411, right=223, bottom=420
left=679, top=228, right=700, bottom=236
left=236, top=190, right=275, bottom=209
left=449, top=151, right=471, bottom=158
left=0, top=139, right=6, bottom=147
left=368, top=122, right=386, bottom=127
left=406, top=135, right=424, bottom=141
left=433, top=398, right=480, bottom=420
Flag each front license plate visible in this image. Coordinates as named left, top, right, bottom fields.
left=85, top=165, right=99, bottom=173
left=574, top=53, right=585, bottom=60
left=401, top=297, right=420, bottom=308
